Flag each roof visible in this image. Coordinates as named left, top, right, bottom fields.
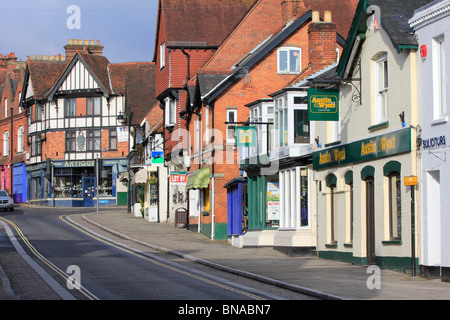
left=26, top=59, right=67, bottom=100
left=337, top=0, right=435, bottom=77
left=153, top=0, right=257, bottom=61
left=125, top=63, right=157, bottom=125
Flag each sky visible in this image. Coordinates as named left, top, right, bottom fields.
left=0, top=0, right=159, bottom=63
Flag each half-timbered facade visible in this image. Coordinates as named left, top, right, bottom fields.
left=21, top=40, right=136, bottom=207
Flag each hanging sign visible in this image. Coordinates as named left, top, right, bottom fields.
left=235, top=126, right=257, bottom=147
left=308, top=88, right=339, bottom=121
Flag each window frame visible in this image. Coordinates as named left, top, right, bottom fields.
left=3, top=131, right=9, bottom=156
left=433, top=35, right=446, bottom=120
left=109, top=128, right=118, bottom=151
left=226, top=109, right=238, bottom=144
left=86, top=97, right=102, bottom=116
left=17, top=126, right=24, bottom=153
left=65, top=131, right=77, bottom=152
left=277, top=47, right=301, bottom=74
left=64, top=98, right=77, bottom=118
left=388, top=172, right=402, bottom=241
left=160, top=42, right=166, bottom=70
left=374, top=53, right=388, bottom=124
left=86, top=130, right=101, bottom=152
left=165, top=97, right=176, bottom=127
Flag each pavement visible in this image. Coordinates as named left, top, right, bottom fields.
left=3, top=206, right=450, bottom=300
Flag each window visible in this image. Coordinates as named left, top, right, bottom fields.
left=109, top=129, right=117, bottom=150
left=278, top=47, right=301, bottom=74
left=64, top=99, right=77, bottom=118
left=66, top=131, right=76, bottom=152
left=374, top=53, right=388, bottom=124
left=35, top=103, right=43, bottom=121
left=294, top=109, right=309, bottom=143
left=165, top=97, right=176, bottom=126
left=86, top=97, right=101, bottom=116
left=433, top=35, right=446, bottom=119
left=3, top=131, right=9, bottom=156
left=326, top=174, right=337, bottom=244
left=17, top=126, right=24, bottom=153
left=160, top=42, right=166, bottom=69
left=226, top=109, right=237, bottom=144
left=31, top=135, right=41, bottom=156
left=279, top=168, right=309, bottom=229
left=87, top=130, right=101, bottom=151
left=275, top=97, right=288, bottom=148
left=388, top=173, right=401, bottom=240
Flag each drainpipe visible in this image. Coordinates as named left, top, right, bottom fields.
left=211, top=104, right=215, bottom=240
left=181, top=48, right=190, bottom=82
left=10, top=106, right=13, bottom=197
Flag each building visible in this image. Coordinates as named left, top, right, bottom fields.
left=311, top=0, right=432, bottom=273
left=0, top=52, right=27, bottom=202
left=186, top=0, right=357, bottom=242
left=153, top=0, right=257, bottom=224
left=409, top=0, right=450, bottom=281
left=21, top=40, right=150, bottom=207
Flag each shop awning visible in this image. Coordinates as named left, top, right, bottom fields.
left=186, top=167, right=211, bottom=190
left=131, top=168, right=147, bottom=185
left=118, top=171, right=129, bottom=182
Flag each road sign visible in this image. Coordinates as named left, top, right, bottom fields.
left=404, top=176, right=417, bottom=186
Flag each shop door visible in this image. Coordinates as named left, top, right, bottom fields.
left=83, top=177, right=96, bottom=207
left=366, top=178, right=376, bottom=265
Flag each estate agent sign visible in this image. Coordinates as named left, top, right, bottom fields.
left=308, top=88, right=339, bottom=121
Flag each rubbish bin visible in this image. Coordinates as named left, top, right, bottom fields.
left=175, top=207, right=188, bottom=228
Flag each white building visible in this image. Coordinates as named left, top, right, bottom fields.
left=410, top=0, right=450, bottom=282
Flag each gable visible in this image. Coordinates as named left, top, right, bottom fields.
left=58, top=59, right=101, bottom=92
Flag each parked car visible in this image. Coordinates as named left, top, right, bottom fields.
left=0, top=190, right=14, bottom=211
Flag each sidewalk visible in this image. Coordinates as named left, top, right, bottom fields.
left=68, top=207, right=450, bottom=300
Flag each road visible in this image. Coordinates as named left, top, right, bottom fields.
left=0, top=207, right=317, bottom=302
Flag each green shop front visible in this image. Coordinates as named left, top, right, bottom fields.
left=313, top=127, right=418, bottom=273
left=27, top=158, right=128, bottom=207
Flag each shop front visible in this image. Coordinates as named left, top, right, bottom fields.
left=27, top=158, right=128, bottom=207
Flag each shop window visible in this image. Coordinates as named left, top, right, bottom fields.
left=202, top=188, right=210, bottom=213
left=293, top=109, right=309, bottom=143
left=64, top=98, right=77, bottom=118
left=279, top=168, right=308, bottom=229
left=345, top=171, right=354, bottom=244
left=86, top=97, right=101, bottom=116
left=98, top=167, right=113, bottom=197
left=388, top=173, right=401, bottom=240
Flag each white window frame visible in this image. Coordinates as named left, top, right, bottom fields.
left=433, top=35, right=446, bottom=120
left=17, top=126, right=24, bottom=153
left=165, top=97, right=176, bottom=127
left=3, top=131, right=9, bottom=156
left=160, top=42, right=166, bottom=70
left=226, top=109, right=237, bottom=144
left=374, top=53, right=388, bottom=124
left=277, top=47, right=301, bottom=74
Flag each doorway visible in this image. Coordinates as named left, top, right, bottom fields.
left=366, top=177, right=376, bottom=265
left=83, top=177, right=96, bottom=207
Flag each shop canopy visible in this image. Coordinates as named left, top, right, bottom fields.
left=186, top=167, right=211, bottom=190
left=131, top=168, right=147, bottom=185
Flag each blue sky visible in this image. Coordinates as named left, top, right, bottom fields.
left=0, top=0, right=159, bottom=63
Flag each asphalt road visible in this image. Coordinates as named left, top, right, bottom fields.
left=0, top=207, right=312, bottom=302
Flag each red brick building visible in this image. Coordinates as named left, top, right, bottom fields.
left=0, top=52, right=27, bottom=201
left=185, top=0, right=358, bottom=240
left=153, top=0, right=257, bottom=222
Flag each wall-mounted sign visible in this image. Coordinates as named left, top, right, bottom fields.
left=151, top=151, right=164, bottom=166
left=308, top=88, right=339, bottom=121
left=313, top=128, right=411, bottom=170
left=422, top=136, right=446, bottom=150
left=235, top=126, right=257, bottom=147
left=266, top=182, right=280, bottom=221
left=404, top=176, right=418, bottom=186
left=170, top=171, right=187, bottom=185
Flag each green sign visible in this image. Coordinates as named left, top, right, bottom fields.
left=235, top=126, right=257, bottom=147
left=313, top=128, right=411, bottom=170
left=308, top=88, right=339, bottom=121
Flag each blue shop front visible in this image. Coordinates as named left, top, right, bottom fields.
left=26, top=158, right=128, bottom=207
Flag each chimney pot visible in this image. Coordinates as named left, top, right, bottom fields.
left=312, top=11, right=320, bottom=23
left=324, top=10, right=332, bottom=23
left=68, top=39, right=73, bottom=45
left=90, top=40, right=95, bottom=45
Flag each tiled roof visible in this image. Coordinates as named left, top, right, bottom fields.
left=125, top=63, right=157, bottom=125
left=161, top=0, right=257, bottom=48
left=27, top=59, right=67, bottom=100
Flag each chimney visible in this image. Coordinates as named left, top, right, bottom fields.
left=281, top=1, right=308, bottom=26
left=64, top=39, right=104, bottom=59
left=308, top=11, right=337, bottom=69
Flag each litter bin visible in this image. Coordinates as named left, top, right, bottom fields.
left=175, top=207, right=188, bottom=228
